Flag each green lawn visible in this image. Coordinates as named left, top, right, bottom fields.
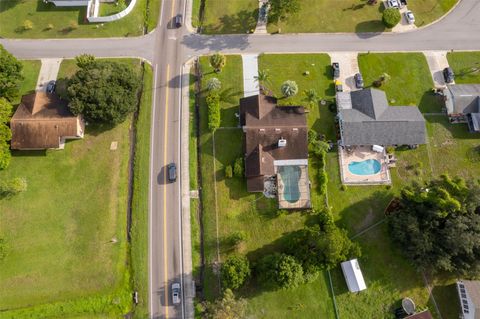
left=0, top=0, right=159, bottom=38
left=446, top=51, right=480, bottom=84
left=11, top=60, right=42, bottom=105
left=267, top=0, right=386, bottom=33
left=99, top=2, right=126, bottom=17
left=358, top=53, right=441, bottom=113
left=0, top=59, right=149, bottom=317
left=196, top=0, right=258, bottom=34
left=408, top=0, right=458, bottom=27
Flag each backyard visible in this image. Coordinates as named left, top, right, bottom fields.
left=0, top=59, right=152, bottom=318
left=357, top=52, right=441, bottom=113
left=0, top=0, right=160, bottom=38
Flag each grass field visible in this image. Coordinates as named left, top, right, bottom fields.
left=0, top=0, right=159, bottom=38
left=11, top=60, right=42, bottom=106
left=357, top=53, right=441, bottom=113
left=446, top=51, right=480, bottom=84
left=408, top=0, right=458, bottom=27
left=195, top=0, right=258, bottom=34
left=0, top=59, right=149, bottom=317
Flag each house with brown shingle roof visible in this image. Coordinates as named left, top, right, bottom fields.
left=10, top=92, right=85, bottom=150
left=239, top=94, right=311, bottom=209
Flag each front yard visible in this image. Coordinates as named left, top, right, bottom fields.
left=446, top=51, right=480, bottom=84
left=0, top=0, right=159, bottom=38
left=0, top=59, right=152, bottom=318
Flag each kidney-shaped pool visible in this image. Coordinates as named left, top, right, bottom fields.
left=348, top=159, right=381, bottom=175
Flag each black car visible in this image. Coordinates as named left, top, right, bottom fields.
left=443, top=67, right=454, bottom=83
left=46, top=80, right=56, bottom=93
left=175, top=14, right=183, bottom=28
left=332, top=62, right=340, bottom=78
left=167, top=163, right=177, bottom=182
left=354, top=73, right=364, bottom=89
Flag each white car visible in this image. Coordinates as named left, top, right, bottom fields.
left=404, top=10, right=415, bottom=24
left=172, top=283, right=181, bottom=305
left=387, top=0, right=400, bottom=8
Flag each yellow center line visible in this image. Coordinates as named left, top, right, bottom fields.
left=163, top=64, right=170, bottom=319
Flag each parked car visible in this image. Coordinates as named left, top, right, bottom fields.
left=443, top=67, right=455, bottom=83
left=167, top=163, right=177, bottom=182
left=175, top=14, right=183, bottom=28
left=332, top=62, right=340, bottom=78
left=404, top=10, right=415, bottom=24
left=172, top=283, right=181, bottom=305
left=46, top=80, right=56, bottom=93
left=387, top=0, right=400, bottom=8
left=335, top=80, right=343, bottom=92
left=354, top=73, right=364, bottom=89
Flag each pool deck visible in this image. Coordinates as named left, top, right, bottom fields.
left=339, top=145, right=391, bottom=185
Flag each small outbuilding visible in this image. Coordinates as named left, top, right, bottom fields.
left=341, top=259, right=366, bottom=293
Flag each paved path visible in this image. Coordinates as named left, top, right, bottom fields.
left=35, top=58, right=62, bottom=92
left=423, top=51, right=452, bottom=87
left=242, top=54, right=259, bottom=97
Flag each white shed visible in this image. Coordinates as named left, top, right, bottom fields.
left=341, top=259, right=367, bottom=293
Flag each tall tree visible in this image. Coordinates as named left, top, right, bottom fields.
left=258, top=253, right=304, bottom=289
left=388, top=175, right=480, bottom=276
left=0, top=98, right=12, bottom=170
left=209, top=53, right=227, bottom=73
left=221, top=255, right=251, bottom=290
left=254, top=69, right=270, bottom=93
left=268, top=0, right=301, bottom=25
left=67, top=60, right=140, bottom=124
left=0, top=45, right=24, bottom=102
left=203, top=289, right=247, bottom=319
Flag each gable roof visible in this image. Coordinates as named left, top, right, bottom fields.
left=338, top=89, right=426, bottom=146
left=239, top=94, right=308, bottom=192
left=446, top=84, right=480, bottom=114
left=10, top=93, right=82, bottom=150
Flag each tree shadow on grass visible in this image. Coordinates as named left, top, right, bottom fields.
left=418, top=91, right=443, bottom=113
left=425, top=114, right=480, bottom=140
left=210, top=9, right=259, bottom=34
left=0, top=0, right=23, bottom=13
left=355, top=21, right=386, bottom=37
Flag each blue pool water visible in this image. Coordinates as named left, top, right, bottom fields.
left=278, top=166, right=301, bottom=203
left=348, top=159, right=381, bottom=175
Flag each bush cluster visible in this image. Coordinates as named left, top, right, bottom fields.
left=0, top=98, right=12, bottom=169
left=0, top=177, right=27, bottom=198
left=308, top=132, right=329, bottom=196
left=383, top=8, right=401, bottom=28
left=206, top=92, right=220, bottom=131
left=233, top=157, right=244, bottom=177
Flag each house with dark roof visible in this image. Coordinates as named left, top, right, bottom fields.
left=444, top=84, right=480, bottom=132
left=336, top=88, right=427, bottom=146
left=10, top=92, right=85, bottom=150
left=239, top=94, right=311, bottom=209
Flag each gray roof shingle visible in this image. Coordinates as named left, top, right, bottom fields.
left=446, top=84, right=480, bottom=114
left=338, top=88, right=426, bottom=146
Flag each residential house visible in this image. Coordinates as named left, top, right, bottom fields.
left=444, top=84, right=480, bottom=132
left=336, top=88, right=427, bottom=147
left=10, top=92, right=85, bottom=150
left=239, top=94, right=310, bottom=209
left=45, top=0, right=90, bottom=6
left=457, top=280, right=480, bottom=319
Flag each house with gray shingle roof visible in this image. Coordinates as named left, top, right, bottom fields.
left=337, top=88, right=426, bottom=146
left=444, top=84, right=480, bottom=133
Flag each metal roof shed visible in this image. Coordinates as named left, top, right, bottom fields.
left=341, top=259, right=367, bottom=293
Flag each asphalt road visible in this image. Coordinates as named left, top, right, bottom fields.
left=149, top=1, right=187, bottom=318
left=1, top=1, right=480, bottom=318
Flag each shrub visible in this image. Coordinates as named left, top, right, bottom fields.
left=280, top=80, right=299, bottom=97
left=206, top=77, right=221, bottom=91
left=23, top=20, right=33, bottom=30
left=307, top=129, right=318, bottom=145
left=206, top=92, right=220, bottom=131
left=258, top=253, right=304, bottom=289
left=221, top=255, right=251, bottom=290
left=383, top=8, right=401, bottom=28
left=340, top=184, right=347, bottom=191
left=209, top=53, right=226, bottom=73
left=0, top=177, right=27, bottom=197
left=228, top=231, right=247, bottom=247
left=233, top=157, right=244, bottom=177
left=225, top=165, right=233, bottom=178
left=46, top=23, right=54, bottom=30
left=386, top=146, right=395, bottom=154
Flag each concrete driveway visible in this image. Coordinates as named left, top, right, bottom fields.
left=35, top=58, right=62, bottom=92
left=390, top=4, right=417, bottom=33
left=423, top=51, right=453, bottom=87
left=329, top=52, right=360, bottom=92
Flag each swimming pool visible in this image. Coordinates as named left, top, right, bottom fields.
left=277, top=166, right=301, bottom=203
left=348, top=159, right=381, bottom=175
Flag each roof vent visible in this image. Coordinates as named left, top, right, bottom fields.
left=278, top=138, right=287, bottom=147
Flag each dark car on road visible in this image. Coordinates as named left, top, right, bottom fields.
left=175, top=14, right=183, bottom=28
left=354, top=73, right=364, bottom=89
left=167, top=163, right=177, bottom=182
left=332, top=62, right=340, bottom=78
left=46, top=80, right=56, bottom=93
left=443, top=67, right=454, bottom=83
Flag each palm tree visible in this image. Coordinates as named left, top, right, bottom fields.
left=303, top=89, right=319, bottom=109
left=281, top=80, right=298, bottom=97
left=209, top=52, right=226, bottom=73
left=254, top=69, right=270, bottom=94
left=206, top=77, right=221, bottom=91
